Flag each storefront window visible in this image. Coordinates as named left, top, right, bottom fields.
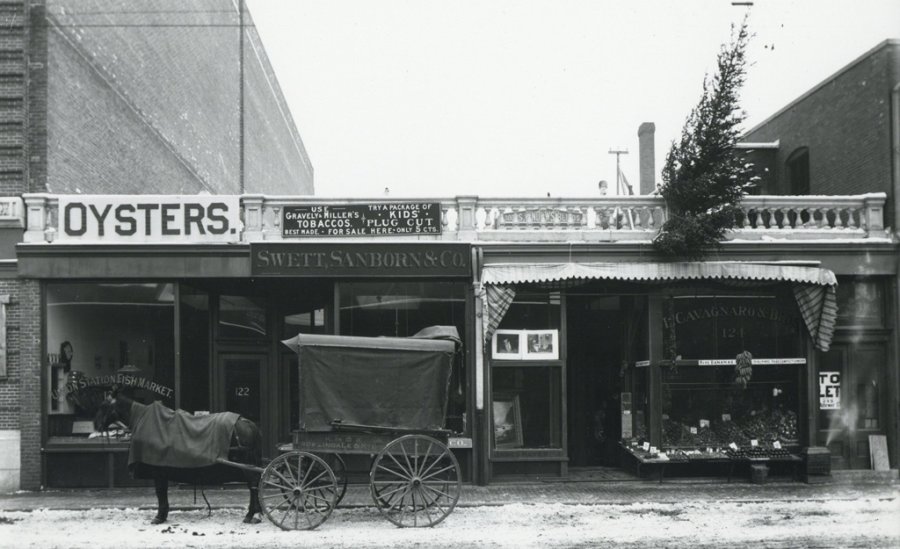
left=661, top=364, right=800, bottom=447
left=338, top=281, right=467, bottom=433
left=492, top=367, right=562, bottom=449
left=836, top=278, right=884, bottom=327
left=179, top=285, right=209, bottom=413
left=282, top=297, right=329, bottom=442
left=664, top=294, right=802, bottom=360
left=218, top=295, right=268, bottom=339
left=658, top=293, right=802, bottom=449
left=491, top=290, right=563, bottom=452
left=46, top=283, right=176, bottom=441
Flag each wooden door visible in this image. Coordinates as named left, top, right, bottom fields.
left=816, top=341, right=887, bottom=469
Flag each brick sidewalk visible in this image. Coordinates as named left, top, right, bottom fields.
left=1, top=472, right=897, bottom=512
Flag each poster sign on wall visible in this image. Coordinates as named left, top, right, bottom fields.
left=56, top=195, right=242, bottom=243
left=282, top=203, right=442, bottom=237
left=819, top=371, right=841, bottom=410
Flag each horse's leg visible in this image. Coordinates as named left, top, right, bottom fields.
left=151, top=476, right=170, bottom=525
left=243, top=470, right=262, bottom=524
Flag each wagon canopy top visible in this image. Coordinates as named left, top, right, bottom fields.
left=281, top=326, right=460, bottom=432
left=281, top=325, right=460, bottom=355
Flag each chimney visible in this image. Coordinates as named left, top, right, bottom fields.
left=638, top=122, right=655, bottom=195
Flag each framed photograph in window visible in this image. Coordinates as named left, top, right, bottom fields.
left=492, top=393, right=524, bottom=448
left=524, top=330, right=558, bottom=360
left=492, top=330, right=523, bottom=360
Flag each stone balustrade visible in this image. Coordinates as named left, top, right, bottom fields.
left=18, top=192, right=890, bottom=244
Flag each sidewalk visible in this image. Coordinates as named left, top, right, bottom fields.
left=2, top=470, right=897, bottom=512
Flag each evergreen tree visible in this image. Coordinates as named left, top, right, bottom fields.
left=653, top=19, right=757, bottom=260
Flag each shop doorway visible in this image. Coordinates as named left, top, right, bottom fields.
left=817, top=339, right=888, bottom=469
left=215, top=353, right=269, bottom=449
left=566, top=296, right=626, bottom=467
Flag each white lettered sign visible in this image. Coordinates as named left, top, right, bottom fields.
left=818, top=371, right=841, bottom=410
left=57, top=195, right=242, bottom=243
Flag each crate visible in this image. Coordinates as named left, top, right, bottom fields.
left=802, top=446, right=831, bottom=475
left=751, top=464, right=769, bottom=484
left=802, top=446, right=831, bottom=480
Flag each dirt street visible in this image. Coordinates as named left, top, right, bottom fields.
left=1, top=495, right=898, bottom=548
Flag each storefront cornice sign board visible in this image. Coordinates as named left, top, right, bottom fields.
left=252, top=243, right=471, bottom=277
left=282, top=202, right=442, bottom=237
left=57, top=195, right=241, bottom=244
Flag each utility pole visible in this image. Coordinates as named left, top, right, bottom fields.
left=239, top=0, right=245, bottom=195
left=608, top=148, right=633, bottom=228
left=608, top=148, right=630, bottom=196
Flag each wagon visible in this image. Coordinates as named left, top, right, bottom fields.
left=256, top=326, right=462, bottom=530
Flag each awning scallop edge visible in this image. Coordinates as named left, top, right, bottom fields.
left=479, top=261, right=837, bottom=352
left=480, top=261, right=837, bottom=286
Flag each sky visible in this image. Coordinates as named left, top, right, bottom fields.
left=247, top=0, right=900, bottom=198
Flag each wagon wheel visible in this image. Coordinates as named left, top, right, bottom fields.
left=318, top=453, right=348, bottom=505
left=370, top=434, right=461, bottom=528
left=258, top=451, right=337, bottom=530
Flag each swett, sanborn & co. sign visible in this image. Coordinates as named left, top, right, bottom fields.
left=56, top=195, right=241, bottom=243
left=251, top=243, right=471, bottom=277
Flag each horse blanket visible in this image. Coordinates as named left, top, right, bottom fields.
left=128, top=401, right=239, bottom=471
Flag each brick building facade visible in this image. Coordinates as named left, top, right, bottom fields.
left=0, top=0, right=313, bottom=491
left=741, top=39, right=900, bottom=231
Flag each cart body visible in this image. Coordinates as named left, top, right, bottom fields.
left=260, top=326, right=463, bottom=530
left=281, top=326, right=459, bottom=435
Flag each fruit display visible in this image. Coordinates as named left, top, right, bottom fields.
left=660, top=409, right=799, bottom=448
left=726, top=447, right=794, bottom=460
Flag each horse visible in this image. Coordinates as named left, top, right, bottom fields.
left=93, top=390, right=263, bottom=525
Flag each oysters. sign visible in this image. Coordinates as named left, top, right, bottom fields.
left=57, top=196, right=242, bottom=243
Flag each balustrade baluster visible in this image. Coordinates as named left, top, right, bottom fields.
left=846, top=207, right=858, bottom=229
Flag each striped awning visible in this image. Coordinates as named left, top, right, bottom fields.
left=481, top=261, right=837, bottom=286
left=481, top=262, right=838, bottom=352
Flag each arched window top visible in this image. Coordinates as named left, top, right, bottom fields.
left=786, top=147, right=810, bottom=195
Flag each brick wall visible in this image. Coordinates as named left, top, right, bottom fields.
left=44, top=0, right=313, bottom=195
left=743, top=41, right=899, bottom=222
left=0, top=279, right=41, bottom=490
left=0, top=0, right=27, bottom=196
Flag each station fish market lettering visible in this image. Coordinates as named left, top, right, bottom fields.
left=282, top=203, right=442, bottom=237
left=57, top=195, right=241, bottom=243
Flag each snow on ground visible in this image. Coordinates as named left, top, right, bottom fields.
left=1, top=498, right=899, bottom=548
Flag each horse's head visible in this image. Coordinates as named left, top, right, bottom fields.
left=93, top=394, right=122, bottom=433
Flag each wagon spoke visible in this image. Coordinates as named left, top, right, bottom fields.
left=418, top=448, right=449, bottom=479
left=267, top=494, right=293, bottom=512
left=387, top=451, right=413, bottom=478
left=267, top=466, right=295, bottom=489
left=376, top=462, right=412, bottom=481
left=399, top=441, right=416, bottom=478
left=419, top=487, right=438, bottom=523
left=418, top=441, right=435, bottom=476
left=375, top=483, right=408, bottom=501
left=259, top=452, right=336, bottom=530
left=305, top=490, right=335, bottom=505
left=421, top=463, right=457, bottom=482
left=372, top=435, right=459, bottom=528
left=420, top=482, right=453, bottom=503
left=418, top=488, right=444, bottom=517
left=299, top=454, right=313, bottom=487
left=301, top=468, right=330, bottom=489
left=260, top=490, right=292, bottom=501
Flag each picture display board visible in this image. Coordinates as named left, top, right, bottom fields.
left=491, top=330, right=558, bottom=360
